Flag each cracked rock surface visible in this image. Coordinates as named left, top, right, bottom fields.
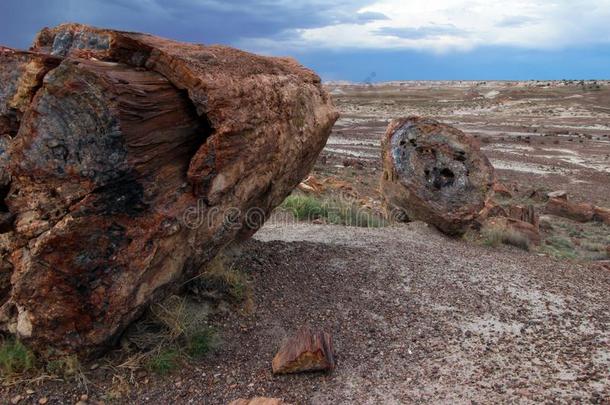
left=0, top=24, right=337, bottom=357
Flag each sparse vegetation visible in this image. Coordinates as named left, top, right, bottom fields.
left=481, top=224, right=530, bottom=251
left=541, top=235, right=578, bottom=260
left=46, top=354, right=81, bottom=378
left=541, top=218, right=609, bottom=261
left=186, top=255, right=250, bottom=303
left=146, top=348, right=180, bottom=375
left=280, top=194, right=387, bottom=228
left=123, top=294, right=219, bottom=375
left=0, top=338, right=36, bottom=377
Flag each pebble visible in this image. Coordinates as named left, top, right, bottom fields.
left=38, top=398, right=48, bottom=405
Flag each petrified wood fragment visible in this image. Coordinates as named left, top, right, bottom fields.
left=508, top=204, right=539, bottom=229
left=545, top=198, right=594, bottom=223
left=593, top=206, right=610, bottom=226
left=0, top=24, right=337, bottom=357
left=0, top=48, right=60, bottom=309
left=272, top=328, right=335, bottom=374
left=381, top=117, right=494, bottom=235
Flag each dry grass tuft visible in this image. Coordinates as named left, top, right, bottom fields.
left=481, top=224, right=531, bottom=251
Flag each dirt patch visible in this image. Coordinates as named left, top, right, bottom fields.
left=4, top=223, right=608, bottom=403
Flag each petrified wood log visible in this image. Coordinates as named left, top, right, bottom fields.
left=0, top=24, right=338, bottom=357
left=545, top=198, right=594, bottom=223
left=31, top=24, right=336, bottom=240
left=272, top=328, right=335, bottom=374
left=381, top=117, right=494, bottom=235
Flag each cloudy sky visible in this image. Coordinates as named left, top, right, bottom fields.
left=1, top=0, right=609, bottom=81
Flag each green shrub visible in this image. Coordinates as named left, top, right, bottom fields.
left=0, top=338, right=36, bottom=376
left=146, top=349, right=180, bottom=375
left=186, top=329, right=216, bottom=359
left=280, top=195, right=328, bottom=221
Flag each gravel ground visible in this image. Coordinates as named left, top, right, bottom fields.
left=4, top=222, right=609, bottom=404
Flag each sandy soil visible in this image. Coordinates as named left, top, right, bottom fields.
left=322, top=81, right=610, bottom=206
left=6, top=222, right=609, bottom=404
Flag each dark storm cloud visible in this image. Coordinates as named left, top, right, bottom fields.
left=0, top=0, right=387, bottom=48
left=375, top=24, right=465, bottom=40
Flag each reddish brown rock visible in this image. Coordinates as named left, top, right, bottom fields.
left=475, top=200, right=508, bottom=228
left=508, top=204, right=539, bottom=229
left=0, top=24, right=337, bottom=357
left=229, top=398, right=289, bottom=405
left=31, top=24, right=337, bottom=238
left=545, top=198, right=595, bottom=223
left=272, top=328, right=335, bottom=374
left=381, top=117, right=495, bottom=235
left=593, top=206, right=610, bottom=226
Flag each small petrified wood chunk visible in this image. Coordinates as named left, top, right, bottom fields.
left=381, top=117, right=494, bottom=235
left=508, top=204, right=539, bottom=229
left=272, top=328, right=335, bottom=374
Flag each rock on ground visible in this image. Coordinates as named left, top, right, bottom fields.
left=272, top=328, right=335, bottom=374
left=381, top=117, right=494, bottom=235
left=0, top=24, right=338, bottom=357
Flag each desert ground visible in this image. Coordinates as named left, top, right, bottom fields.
left=2, top=81, right=609, bottom=404
left=323, top=80, right=610, bottom=207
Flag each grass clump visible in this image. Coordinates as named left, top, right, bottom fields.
left=280, top=194, right=387, bottom=228
left=185, top=330, right=216, bottom=359
left=281, top=195, right=328, bottom=221
left=0, top=338, right=36, bottom=377
left=146, top=348, right=180, bottom=375
left=123, top=294, right=219, bottom=376
left=481, top=224, right=530, bottom=251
